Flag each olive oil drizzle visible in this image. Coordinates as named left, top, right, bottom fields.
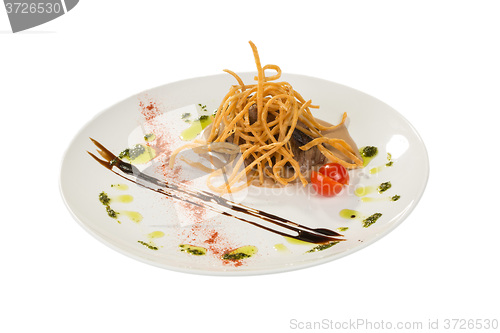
left=111, top=183, right=129, bottom=190
left=180, top=115, right=213, bottom=141
left=221, top=245, right=258, bottom=261
left=179, top=244, right=207, bottom=256
left=120, top=210, right=143, bottom=223
left=273, top=243, right=289, bottom=252
left=369, top=152, right=394, bottom=174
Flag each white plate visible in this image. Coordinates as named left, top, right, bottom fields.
left=60, top=73, right=429, bottom=276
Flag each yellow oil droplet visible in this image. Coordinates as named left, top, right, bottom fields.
left=273, top=243, right=289, bottom=253
left=120, top=211, right=143, bottom=223
left=354, top=186, right=375, bottom=197
left=111, top=184, right=129, bottom=191
left=180, top=117, right=213, bottom=141
left=362, top=195, right=399, bottom=203
left=361, top=197, right=386, bottom=203
left=131, top=145, right=156, bottom=164
left=339, top=209, right=364, bottom=220
left=114, top=194, right=133, bottom=203
left=369, top=166, right=385, bottom=174
left=147, top=231, right=165, bottom=239
left=230, top=245, right=257, bottom=256
left=362, top=155, right=375, bottom=167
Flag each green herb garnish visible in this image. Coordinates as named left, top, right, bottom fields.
left=185, top=249, right=205, bottom=255
left=118, top=144, right=146, bottom=160
left=362, top=213, right=382, bottom=228
left=99, top=191, right=111, bottom=205
left=378, top=181, right=392, bottom=193
left=106, top=206, right=119, bottom=219
left=361, top=146, right=378, bottom=158
left=179, top=244, right=207, bottom=256
left=306, top=241, right=339, bottom=253
left=221, top=252, right=252, bottom=261
left=138, top=241, right=158, bottom=251
left=118, top=148, right=129, bottom=159
left=128, top=144, right=145, bottom=160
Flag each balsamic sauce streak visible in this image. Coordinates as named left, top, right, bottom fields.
left=88, top=138, right=344, bottom=244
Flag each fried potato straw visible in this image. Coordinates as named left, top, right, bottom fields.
left=170, top=41, right=362, bottom=194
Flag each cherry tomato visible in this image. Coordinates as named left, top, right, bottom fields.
left=310, top=171, right=344, bottom=197
left=318, top=163, right=349, bottom=185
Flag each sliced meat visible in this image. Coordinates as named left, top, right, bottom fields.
left=291, top=125, right=312, bottom=146
left=248, top=104, right=275, bottom=125
left=290, top=126, right=326, bottom=173
left=248, top=104, right=258, bottom=124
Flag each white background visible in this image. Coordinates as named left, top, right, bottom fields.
left=1, top=1, right=499, bottom=332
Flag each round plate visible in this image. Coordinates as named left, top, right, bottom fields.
left=60, top=73, right=429, bottom=275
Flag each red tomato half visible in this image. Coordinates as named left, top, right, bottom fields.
left=318, top=163, right=349, bottom=185
left=310, top=171, right=344, bottom=197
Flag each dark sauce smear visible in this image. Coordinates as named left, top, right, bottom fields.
left=89, top=138, right=344, bottom=244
